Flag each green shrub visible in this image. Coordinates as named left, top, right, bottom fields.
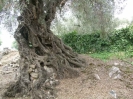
left=61, top=26, right=133, bottom=54
left=62, top=31, right=111, bottom=53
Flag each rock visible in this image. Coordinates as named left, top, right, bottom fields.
left=109, top=90, right=117, bottom=98
left=52, top=73, right=57, bottom=79
left=12, top=57, right=19, bottom=64
left=45, top=81, right=51, bottom=89
left=34, top=69, right=38, bottom=73
left=28, top=68, right=33, bottom=73
left=47, top=91, right=55, bottom=99
left=30, top=64, right=36, bottom=69
left=50, top=80, right=59, bottom=86
left=50, top=80, right=56, bottom=86
left=114, top=62, right=119, bottom=66
left=10, top=63, right=14, bottom=67
left=30, top=72, right=39, bottom=79
left=113, top=74, right=121, bottom=79
left=13, top=64, right=19, bottom=68
left=44, top=66, right=54, bottom=73
left=109, top=66, right=121, bottom=77
left=2, top=65, right=9, bottom=71
left=33, top=79, right=37, bottom=84
left=0, top=62, right=2, bottom=66
left=2, top=47, right=10, bottom=55
left=30, top=77, right=34, bottom=81
left=94, top=74, right=100, bottom=80
left=55, top=80, right=59, bottom=85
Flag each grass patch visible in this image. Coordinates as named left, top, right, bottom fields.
left=89, top=52, right=112, bottom=61
left=89, top=51, right=133, bottom=61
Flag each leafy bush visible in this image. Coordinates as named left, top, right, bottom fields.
left=62, top=31, right=111, bottom=53
left=61, top=26, right=133, bottom=54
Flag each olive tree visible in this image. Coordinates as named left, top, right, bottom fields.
left=2, top=0, right=85, bottom=99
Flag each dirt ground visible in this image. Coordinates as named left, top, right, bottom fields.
left=0, top=52, right=133, bottom=99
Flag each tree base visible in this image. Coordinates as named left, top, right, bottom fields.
left=3, top=0, right=86, bottom=98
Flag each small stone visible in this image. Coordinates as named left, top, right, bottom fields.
left=109, top=90, right=117, bottom=98
left=13, top=64, right=18, bottom=68
left=50, top=80, right=59, bottom=87
left=109, top=66, right=121, bottom=78
left=94, top=74, right=100, bottom=80
left=55, top=80, right=59, bottom=85
left=23, top=95, right=26, bottom=98
left=113, top=74, right=121, bottom=79
left=30, top=77, right=34, bottom=81
left=45, top=82, right=51, bottom=88
left=33, top=79, right=37, bottom=84
left=50, top=80, right=55, bottom=86
left=10, top=64, right=13, bottom=67
left=114, top=62, right=119, bottom=66
left=44, top=66, right=53, bottom=73
left=35, top=69, right=38, bottom=73
left=52, top=73, right=57, bottom=79
left=28, top=68, right=33, bottom=73
left=0, top=62, right=2, bottom=66
left=30, top=65, right=36, bottom=69
left=45, top=79, right=50, bottom=83
left=30, top=72, right=39, bottom=79
left=2, top=65, right=9, bottom=71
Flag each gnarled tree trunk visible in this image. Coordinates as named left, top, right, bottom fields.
left=3, top=0, right=85, bottom=99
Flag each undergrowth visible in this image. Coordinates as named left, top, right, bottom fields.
left=61, top=25, right=133, bottom=61
left=61, top=25, right=133, bottom=54
left=89, top=51, right=133, bottom=61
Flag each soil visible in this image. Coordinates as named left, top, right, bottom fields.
left=0, top=52, right=133, bottom=99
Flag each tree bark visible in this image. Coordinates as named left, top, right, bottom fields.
left=3, top=0, right=85, bottom=99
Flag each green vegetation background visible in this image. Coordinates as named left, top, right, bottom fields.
left=61, top=25, right=133, bottom=60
